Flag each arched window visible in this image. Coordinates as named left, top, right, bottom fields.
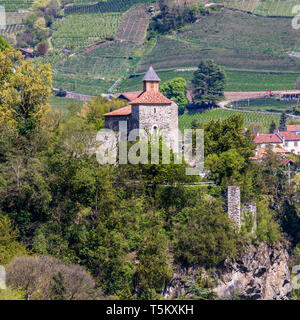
left=152, top=125, right=158, bottom=134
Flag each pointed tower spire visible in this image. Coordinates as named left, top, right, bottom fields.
left=143, top=66, right=160, bottom=92
left=143, top=66, right=161, bottom=82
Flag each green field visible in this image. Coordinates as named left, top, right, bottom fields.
left=50, top=95, right=82, bottom=112
left=116, top=69, right=300, bottom=93
left=230, top=97, right=300, bottom=113
left=179, top=108, right=299, bottom=132
left=52, top=13, right=122, bottom=50
left=0, top=0, right=33, bottom=10
left=137, top=10, right=300, bottom=73
left=64, top=0, right=155, bottom=14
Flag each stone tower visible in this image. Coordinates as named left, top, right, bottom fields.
left=104, top=66, right=179, bottom=152
left=227, top=186, right=241, bottom=229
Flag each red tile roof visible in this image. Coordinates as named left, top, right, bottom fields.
left=254, top=134, right=282, bottom=144
left=254, top=131, right=300, bottom=144
left=278, top=131, right=300, bottom=141
left=130, top=90, right=172, bottom=105
left=117, top=92, right=142, bottom=102
left=250, top=147, right=290, bottom=160
left=287, top=125, right=300, bottom=132
left=104, top=105, right=132, bottom=116
left=280, top=158, right=296, bottom=166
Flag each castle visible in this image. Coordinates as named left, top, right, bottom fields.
left=104, top=66, right=178, bottom=151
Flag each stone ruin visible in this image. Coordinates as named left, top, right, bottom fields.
left=227, top=186, right=256, bottom=231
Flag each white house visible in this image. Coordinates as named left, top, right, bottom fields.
left=254, top=130, right=300, bottom=155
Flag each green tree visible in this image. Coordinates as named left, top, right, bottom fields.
left=192, top=60, right=226, bottom=107
left=279, top=112, right=287, bottom=132
left=203, top=114, right=256, bottom=187
left=160, top=77, right=188, bottom=114
left=0, top=36, right=10, bottom=51
left=0, top=214, right=27, bottom=265
left=269, top=120, right=277, bottom=133
left=135, top=224, right=173, bottom=295
left=173, top=199, right=240, bottom=267
left=0, top=48, right=52, bottom=136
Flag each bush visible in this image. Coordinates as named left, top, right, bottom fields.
left=173, top=199, right=241, bottom=267
left=6, top=255, right=103, bottom=300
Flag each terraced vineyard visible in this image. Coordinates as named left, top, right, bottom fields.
left=137, top=10, right=300, bottom=74
left=52, top=13, right=122, bottom=50
left=64, top=0, right=155, bottom=14
left=0, top=0, right=33, bottom=10
left=178, top=108, right=298, bottom=132
left=223, top=0, right=300, bottom=17
left=116, top=4, right=151, bottom=44
left=50, top=41, right=141, bottom=94
left=0, top=23, right=23, bottom=34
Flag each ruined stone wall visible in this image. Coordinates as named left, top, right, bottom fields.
left=227, top=186, right=241, bottom=229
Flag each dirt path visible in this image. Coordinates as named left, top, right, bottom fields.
left=218, top=90, right=300, bottom=119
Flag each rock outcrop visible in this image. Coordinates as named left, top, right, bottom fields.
left=163, top=242, right=292, bottom=300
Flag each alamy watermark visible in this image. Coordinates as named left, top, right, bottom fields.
left=0, top=5, right=6, bottom=30
left=0, top=265, right=6, bottom=290
left=95, top=121, right=204, bottom=176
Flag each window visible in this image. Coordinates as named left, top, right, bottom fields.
left=152, top=125, right=158, bottom=134
left=154, top=108, right=156, bottom=113
left=295, top=141, right=298, bottom=147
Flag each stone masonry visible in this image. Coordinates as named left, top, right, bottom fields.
left=227, top=186, right=241, bottom=229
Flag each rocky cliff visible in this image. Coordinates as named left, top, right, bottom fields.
left=163, top=242, right=292, bottom=300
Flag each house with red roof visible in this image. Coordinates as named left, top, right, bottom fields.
left=287, top=125, right=300, bottom=136
left=254, top=130, right=300, bottom=155
left=104, top=66, right=178, bottom=151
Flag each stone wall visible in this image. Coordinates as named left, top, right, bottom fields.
left=227, top=186, right=241, bottom=229
left=104, top=115, right=132, bottom=131
left=136, top=102, right=178, bottom=152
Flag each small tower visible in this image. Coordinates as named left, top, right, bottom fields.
left=142, top=65, right=161, bottom=92
left=227, top=186, right=241, bottom=229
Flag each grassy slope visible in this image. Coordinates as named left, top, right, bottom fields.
left=137, top=10, right=300, bottom=73
left=116, top=69, right=300, bottom=92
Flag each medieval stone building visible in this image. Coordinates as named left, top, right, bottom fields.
left=104, top=66, right=178, bottom=150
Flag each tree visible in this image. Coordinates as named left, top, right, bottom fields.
left=135, top=224, right=173, bottom=295
left=203, top=114, right=256, bottom=187
left=279, top=112, right=287, bottom=132
left=0, top=48, right=52, bottom=136
left=269, top=120, right=277, bottom=133
left=0, top=36, right=10, bottom=51
left=160, top=77, right=188, bottom=115
left=37, top=43, right=48, bottom=55
left=173, top=199, right=240, bottom=266
left=192, top=60, right=226, bottom=107
left=6, top=256, right=102, bottom=300
left=0, top=214, right=27, bottom=265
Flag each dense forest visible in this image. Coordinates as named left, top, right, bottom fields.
left=0, top=41, right=300, bottom=300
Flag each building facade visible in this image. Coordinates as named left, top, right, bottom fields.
left=104, top=66, right=179, bottom=151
